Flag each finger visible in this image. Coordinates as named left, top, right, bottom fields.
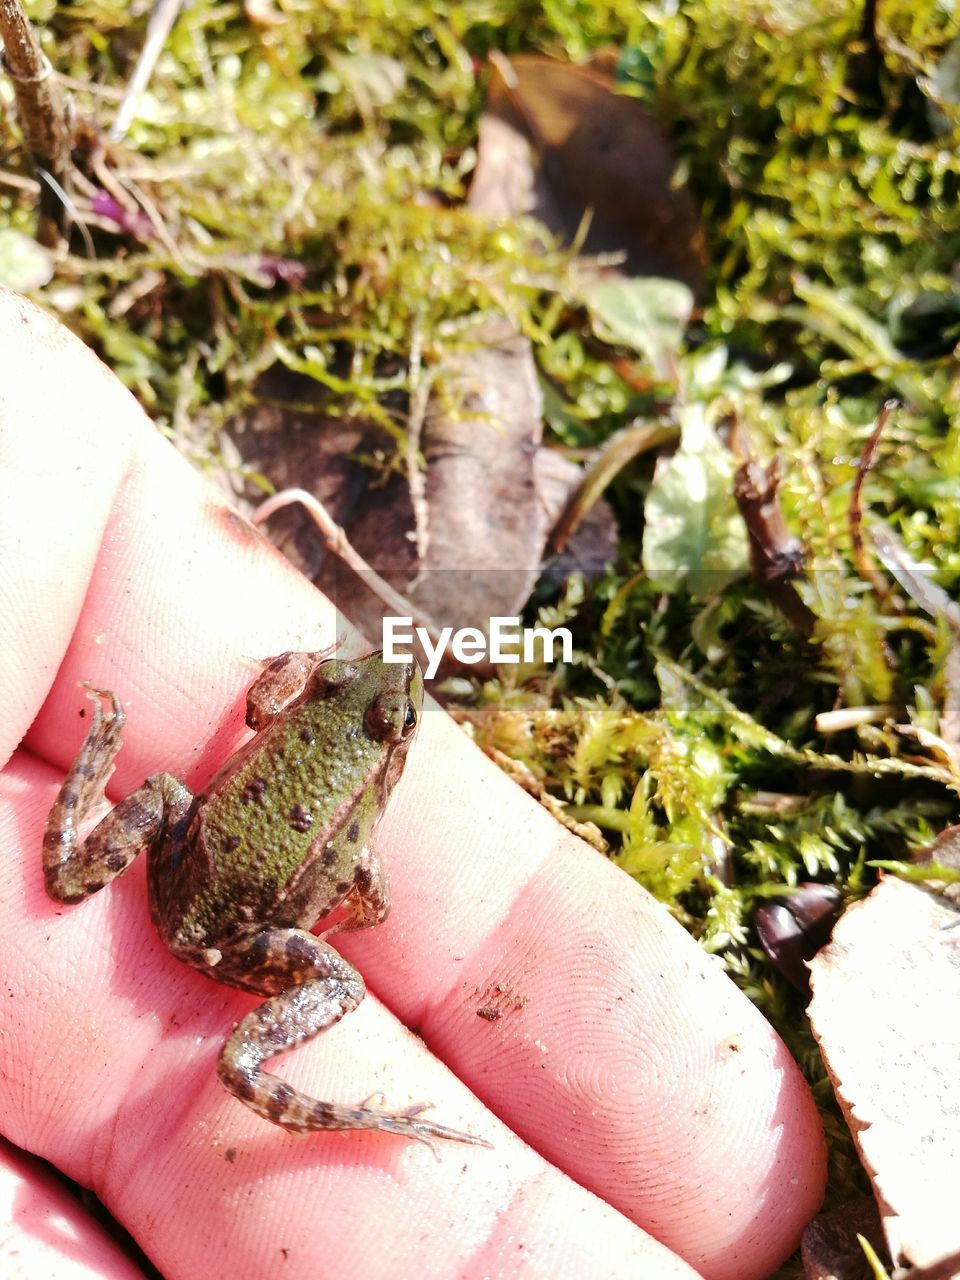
left=366, top=739, right=825, bottom=1278
left=0, top=288, right=138, bottom=771
left=2, top=752, right=697, bottom=1280
left=0, top=1138, right=144, bottom=1279
left=7, top=302, right=327, bottom=792
left=3, top=291, right=824, bottom=1278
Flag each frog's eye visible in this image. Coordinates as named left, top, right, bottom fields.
left=365, top=693, right=418, bottom=742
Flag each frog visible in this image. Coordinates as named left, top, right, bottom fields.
left=43, top=648, right=488, bottom=1150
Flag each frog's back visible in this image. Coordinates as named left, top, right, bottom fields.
left=159, top=666, right=392, bottom=947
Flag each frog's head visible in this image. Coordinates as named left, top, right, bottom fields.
left=357, top=652, right=424, bottom=806
left=361, top=651, right=424, bottom=749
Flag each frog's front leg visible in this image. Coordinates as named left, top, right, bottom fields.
left=244, top=648, right=338, bottom=731
left=321, top=843, right=390, bottom=938
left=208, top=924, right=489, bottom=1148
left=43, top=686, right=193, bottom=904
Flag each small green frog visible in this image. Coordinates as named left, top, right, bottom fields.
left=43, top=649, right=487, bottom=1149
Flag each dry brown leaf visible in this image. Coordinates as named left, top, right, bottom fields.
left=808, top=876, right=960, bottom=1272
left=801, top=1197, right=887, bottom=1280
left=335, top=325, right=615, bottom=643
left=343, top=322, right=553, bottom=634
left=223, top=350, right=615, bottom=653
left=469, top=109, right=537, bottom=221
left=914, top=824, right=960, bottom=906
left=470, top=53, right=705, bottom=293
left=941, top=645, right=960, bottom=748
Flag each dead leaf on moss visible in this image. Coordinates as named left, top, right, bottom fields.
left=801, top=1197, right=887, bottom=1280
left=340, top=322, right=563, bottom=637
left=471, top=52, right=705, bottom=294
left=913, top=824, right=960, bottom=906
left=941, top=646, right=960, bottom=748
left=224, top=348, right=615, bottom=654
left=808, top=876, right=960, bottom=1272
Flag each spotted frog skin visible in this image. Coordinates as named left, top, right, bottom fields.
left=43, top=649, right=487, bottom=1149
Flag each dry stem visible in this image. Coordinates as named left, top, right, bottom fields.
left=0, top=0, right=73, bottom=246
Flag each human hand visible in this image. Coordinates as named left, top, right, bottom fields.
left=0, top=289, right=824, bottom=1279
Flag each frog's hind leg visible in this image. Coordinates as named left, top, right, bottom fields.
left=212, top=925, right=489, bottom=1149
left=43, top=685, right=192, bottom=903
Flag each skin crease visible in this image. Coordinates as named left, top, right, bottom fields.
left=0, top=289, right=826, bottom=1280
left=0, top=1140, right=144, bottom=1280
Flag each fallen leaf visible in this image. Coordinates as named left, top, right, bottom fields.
left=869, top=521, right=960, bottom=631
left=801, top=1197, right=887, bottom=1280
left=469, top=109, right=538, bottom=220
left=224, top=343, right=615, bottom=652
left=472, top=53, right=705, bottom=293
left=808, top=876, right=960, bottom=1272
left=345, top=322, right=552, bottom=634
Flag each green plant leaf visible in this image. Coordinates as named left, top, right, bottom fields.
left=584, top=277, right=693, bottom=381
left=0, top=230, right=52, bottom=291
left=642, top=404, right=748, bottom=596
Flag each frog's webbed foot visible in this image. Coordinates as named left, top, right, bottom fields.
left=213, top=925, right=490, bottom=1150
left=347, top=1099, right=493, bottom=1156
left=52, top=685, right=126, bottom=818
left=43, top=685, right=192, bottom=904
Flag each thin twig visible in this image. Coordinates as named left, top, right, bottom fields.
left=56, top=72, right=125, bottom=100
left=109, top=0, right=183, bottom=142
left=814, top=704, right=901, bottom=734
left=0, top=167, right=38, bottom=192
left=849, top=398, right=895, bottom=597
left=0, top=0, right=73, bottom=245
left=405, top=317, right=432, bottom=563
left=252, top=488, right=447, bottom=649
left=548, top=421, right=679, bottom=554
left=733, top=455, right=815, bottom=637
